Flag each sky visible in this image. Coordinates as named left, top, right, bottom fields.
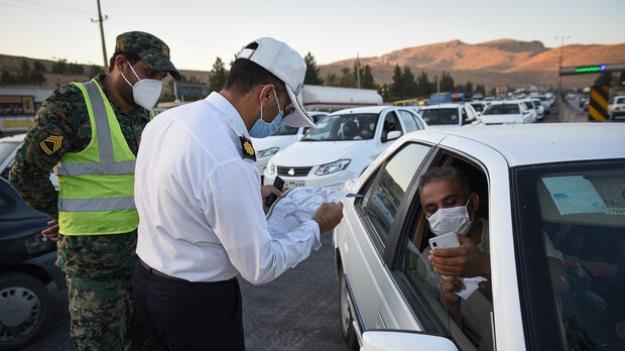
left=1, top=0, right=624, bottom=72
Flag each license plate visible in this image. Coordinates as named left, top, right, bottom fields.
left=285, top=180, right=306, bottom=188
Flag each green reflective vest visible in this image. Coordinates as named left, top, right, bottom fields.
left=57, top=79, right=138, bottom=235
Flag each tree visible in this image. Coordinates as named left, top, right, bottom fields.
left=416, top=71, right=432, bottom=97
left=89, top=65, right=103, bottom=76
left=33, top=60, right=46, bottom=73
left=360, top=65, right=376, bottom=89
left=475, top=84, right=486, bottom=95
left=207, top=57, right=228, bottom=93
left=339, top=67, right=355, bottom=88
left=440, top=71, right=455, bottom=92
left=389, top=65, right=403, bottom=100
left=1, top=71, right=14, bottom=85
left=20, top=60, right=31, bottom=83
left=401, top=67, right=417, bottom=98
left=304, top=52, right=323, bottom=85
left=489, top=87, right=497, bottom=96
left=324, top=73, right=338, bottom=86
left=52, top=59, right=67, bottom=74
left=29, top=71, right=46, bottom=85
left=463, top=81, right=474, bottom=93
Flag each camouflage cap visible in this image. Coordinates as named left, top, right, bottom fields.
left=115, top=31, right=181, bottom=80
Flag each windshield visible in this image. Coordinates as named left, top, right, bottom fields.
left=301, top=114, right=378, bottom=141
left=0, top=141, right=19, bottom=166
left=420, top=108, right=459, bottom=125
left=271, top=124, right=299, bottom=136
left=524, top=101, right=534, bottom=110
left=515, top=160, right=625, bottom=350
left=483, top=104, right=520, bottom=115
left=615, top=97, right=625, bottom=105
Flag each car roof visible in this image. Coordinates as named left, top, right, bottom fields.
left=329, top=105, right=393, bottom=115
left=420, top=103, right=463, bottom=109
left=0, top=133, right=26, bottom=142
left=404, top=123, right=625, bottom=167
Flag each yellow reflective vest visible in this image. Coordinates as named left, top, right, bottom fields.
left=57, top=79, right=138, bottom=235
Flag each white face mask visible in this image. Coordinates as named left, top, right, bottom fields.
left=121, top=63, right=162, bottom=110
left=427, top=196, right=474, bottom=236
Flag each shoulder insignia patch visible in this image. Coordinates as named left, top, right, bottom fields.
left=39, top=135, right=63, bottom=156
left=239, top=136, right=256, bottom=162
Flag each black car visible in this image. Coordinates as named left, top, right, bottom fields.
left=0, top=178, right=64, bottom=350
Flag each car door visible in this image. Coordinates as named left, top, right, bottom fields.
left=338, top=140, right=434, bottom=333
left=0, top=179, right=50, bottom=254
left=397, top=109, right=421, bottom=133
left=380, top=137, right=522, bottom=350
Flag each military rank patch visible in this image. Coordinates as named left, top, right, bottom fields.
left=239, top=136, right=256, bottom=161
left=39, top=135, right=63, bottom=155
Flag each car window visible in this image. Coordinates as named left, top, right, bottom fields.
left=397, top=160, right=493, bottom=351
left=421, top=108, right=459, bottom=125
left=359, top=143, right=431, bottom=251
left=0, top=141, right=19, bottom=166
left=302, top=114, right=378, bottom=141
left=382, top=111, right=402, bottom=140
left=271, top=124, right=299, bottom=136
left=515, top=161, right=625, bottom=350
left=483, top=104, right=520, bottom=115
left=398, top=110, right=418, bottom=133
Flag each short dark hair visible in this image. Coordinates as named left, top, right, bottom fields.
left=108, top=51, right=141, bottom=72
left=225, top=58, right=286, bottom=95
left=418, top=166, right=471, bottom=197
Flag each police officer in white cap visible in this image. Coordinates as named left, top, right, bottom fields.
left=132, top=37, right=344, bottom=350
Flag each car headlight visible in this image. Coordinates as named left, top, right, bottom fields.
left=315, top=159, right=351, bottom=176
left=266, top=162, right=276, bottom=175
left=257, top=147, right=280, bottom=159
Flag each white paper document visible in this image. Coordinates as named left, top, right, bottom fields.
left=266, top=187, right=345, bottom=238
left=542, top=176, right=607, bottom=215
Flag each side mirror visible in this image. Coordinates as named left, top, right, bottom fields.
left=344, top=178, right=356, bottom=193
left=383, top=131, right=402, bottom=142
left=360, top=331, right=458, bottom=351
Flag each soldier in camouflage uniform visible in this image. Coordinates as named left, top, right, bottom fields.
left=9, top=31, right=180, bottom=351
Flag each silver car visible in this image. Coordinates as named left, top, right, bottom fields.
left=334, top=123, right=625, bottom=351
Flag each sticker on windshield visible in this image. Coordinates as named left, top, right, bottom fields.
left=542, top=176, right=608, bottom=215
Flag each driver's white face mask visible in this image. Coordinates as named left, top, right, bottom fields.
left=427, top=195, right=473, bottom=236
left=121, top=63, right=162, bottom=110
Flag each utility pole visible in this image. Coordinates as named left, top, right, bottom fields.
left=91, top=0, right=109, bottom=70
left=555, top=35, right=570, bottom=97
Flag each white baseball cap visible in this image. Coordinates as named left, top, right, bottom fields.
left=236, top=37, right=315, bottom=128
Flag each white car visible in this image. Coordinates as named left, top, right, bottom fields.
left=0, top=133, right=24, bottom=178
left=0, top=133, right=58, bottom=188
left=263, top=106, right=426, bottom=189
left=480, top=101, right=533, bottom=125
left=334, top=123, right=625, bottom=351
left=519, top=99, right=539, bottom=122
left=530, top=99, right=545, bottom=120
left=252, top=112, right=329, bottom=173
left=419, top=103, right=480, bottom=128
left=608, top=95, right=625, bottom=119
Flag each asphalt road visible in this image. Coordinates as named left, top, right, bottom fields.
left=22, top=233, right=347, bottom=351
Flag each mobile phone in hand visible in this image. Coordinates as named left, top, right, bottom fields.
left=428, top=232, right=460, bottom=250
left=265, top=176, right=285, bottom=208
